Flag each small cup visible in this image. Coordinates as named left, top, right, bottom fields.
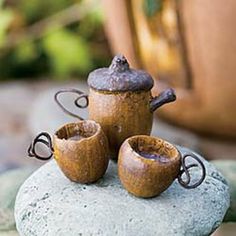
left=118, top=135, right=206, bottom=198
left=28, top=120, right=109, bottom=183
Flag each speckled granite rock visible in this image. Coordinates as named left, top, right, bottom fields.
left=15, top=147, right=229, bottom=236
left=0, top=167, right=35, bottom=232
left=211, top=160, right=236, bottom=222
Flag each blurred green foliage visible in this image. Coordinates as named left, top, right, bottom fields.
left=19, top=0, right=73, bottom=24
left=143, top=0, right=163, bottom=17
left=0, top=0, right=13, bottom=48
left=0, top=0, right=111, bottom=79
left=43, top=30, right=92, bottom=76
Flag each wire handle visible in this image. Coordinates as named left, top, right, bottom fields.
left=54, top=88, right=89, bottom=120
left=177, top=153, right=206, bottom=189
left=28, top=132, right=54, bottom=161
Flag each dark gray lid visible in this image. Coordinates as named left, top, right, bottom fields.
left=87, top=54, right=154, bottom=92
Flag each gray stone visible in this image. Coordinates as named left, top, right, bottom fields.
left=0, top=167, right=36, bottom=231
left=28, top=83, right=88, bottom=135
left=0, top=230, right=19, bottom=236
left=152, top=119, right=199, bottom=150
left=15, top=147, right=229, bottom=236
left=0, top=82, right=35, bottom=134
left=211, top=160, right=236, bottom=222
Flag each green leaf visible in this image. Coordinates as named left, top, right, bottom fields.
left=19, top=0, right=74, bottom=24
left=89, top=5, right=104, bottom=25
left=143, top=0, right=163, bottom=17
left=0, top=8, right=13, bottom=48
left=15, top=40, right=37, bottom=63
left=42, top=29, right=92, bottom=78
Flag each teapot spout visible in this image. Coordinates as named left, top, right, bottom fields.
left=150, top=88, right=176, bottom=112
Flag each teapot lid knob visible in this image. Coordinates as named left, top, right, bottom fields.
left=109, top=54, right=130, bottom=72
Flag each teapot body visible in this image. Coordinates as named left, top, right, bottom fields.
left=89, top=88, right=153, bottom=158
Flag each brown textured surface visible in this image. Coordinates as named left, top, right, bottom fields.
left=89, top=89, right=153, bottom=159
left=53, top=120, right=109, bottom=183
left=118, top=135, right=181, bottom=198
left=213, top=223, right=236, bottom=236
left=101, top=0, right=140, bottom=68
left=155, top=0, right=236, bottom=139
left=87, top=55, right=153, bottom=92
left=103, top=0, right=236, bottom=139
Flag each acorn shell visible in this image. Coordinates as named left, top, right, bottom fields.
left=118, top=135, right=181, bottom=198
left=87, top=54, right=154, bottom=92
left=53, top=120, right=109, bottom=183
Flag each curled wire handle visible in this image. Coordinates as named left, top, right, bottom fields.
left=177, top=152, right=206, bottom=189
left=54, top=88, right=89, bottom=120
left=28, top=132, right=54, bottom=161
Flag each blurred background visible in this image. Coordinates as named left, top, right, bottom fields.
left=0, top=0, right=235, bottom=235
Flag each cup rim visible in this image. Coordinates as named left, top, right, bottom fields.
left=54, top=120, right=101, bottom=142
left=125, top=135, right=180, bottom=164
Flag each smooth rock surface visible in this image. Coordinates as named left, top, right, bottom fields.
left=0, top=167, right=36, bottom=232
left=211, top=160, right=236, bottom=222
left=0, top=230, right=19, bottom=236
left=15, top=147, right=229, bottom=236
left=28, top=83, right=88, bottom=135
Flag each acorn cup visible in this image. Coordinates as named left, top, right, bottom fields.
left=28, top=120, right=109, bottom=183
left=118, top=135, right=206, bottom=198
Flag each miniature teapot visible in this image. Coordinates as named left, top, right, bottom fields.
left=55, top=55, right=176, bottom=159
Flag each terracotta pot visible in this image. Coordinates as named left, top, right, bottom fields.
left=28, top=120, right=109, bottom=183
left=55, top=55, right=176, bottom=159
left=118, top=135, right=206, bottom=198
left=102, top=0, right=236, bottom=139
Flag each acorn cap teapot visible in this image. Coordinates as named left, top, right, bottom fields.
left=55, top=54, right=176, bottom=159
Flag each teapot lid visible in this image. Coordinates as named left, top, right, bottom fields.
left=87, top=54, right=154, bottom=92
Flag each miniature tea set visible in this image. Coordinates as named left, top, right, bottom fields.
left=28, top=54, right=206, bottom=198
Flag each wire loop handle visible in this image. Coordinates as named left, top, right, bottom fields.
left=54, top=88, right=89, bottom=120
left=177, top=153, right=206, bottom=189
left=28, top=132, right=54, bottom=161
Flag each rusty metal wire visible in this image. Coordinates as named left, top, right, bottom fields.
left=28, top=132, right=54, bottom=161
left=178, top=153, right=206, bottom=189
left=54, top=88, right=88, bottom=120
